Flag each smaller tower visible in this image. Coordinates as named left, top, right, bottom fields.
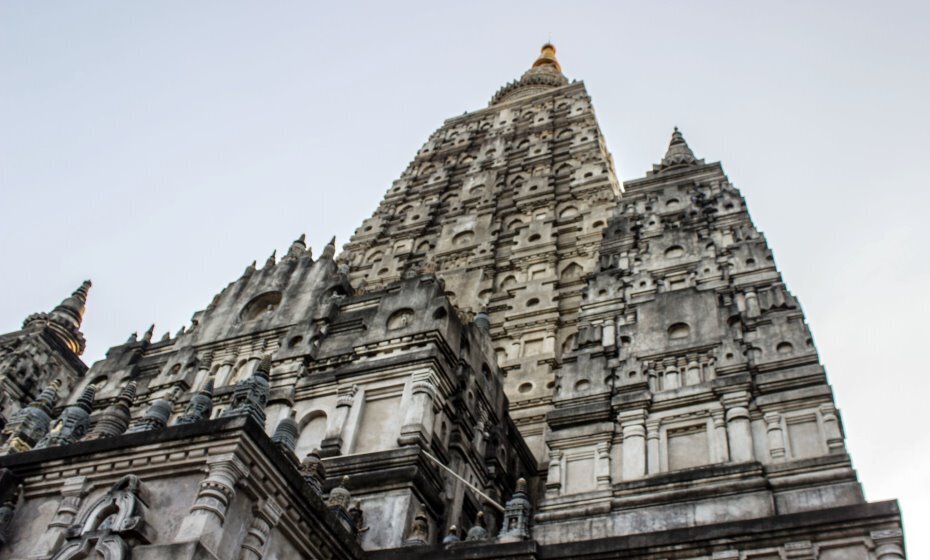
left=35, top=384, right=96, bottom=449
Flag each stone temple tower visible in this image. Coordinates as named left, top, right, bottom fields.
left=343, top=44, right=622, bottom=461
left=0, top=44, right=906, bottom=560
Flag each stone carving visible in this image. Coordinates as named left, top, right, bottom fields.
left=84, top=382, right=136, bottom=440
left=0, top=379, right=60, bottom=453
left=51, top=474, right=153, bottom=560
left=499, top=478, right=531, bottom=542
left=35, top=385, right=96, bottom=449
left=174, top=378, right=214, bottom=425
left=125, top=387, right=180, bottom=434
left=238, top=497, right=283, bottom=560
left=442, top=525, right=460, bottom=546
left=403, top=503, right=430, bottom=546
left=328, top=476, right=359, bottom=534
left=299, top=449, right=326, bottom=496
left=271, top=410, right=299, bottom=456
left=347, top=501, right=369, bottom=540
left=465, top=511, right=488, bottom=541
left=0, top=485, right=21, bottom=548
left=220, top=355, right=271, bottom=426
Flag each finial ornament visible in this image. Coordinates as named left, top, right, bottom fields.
left=126, top=387, right=179, bottom=433
left=322, top=236, right=337, bottom=260
left=175, top=378, right=215, bottom=425
left=23, top=280, right=93, bottom=355
left=220, top=355, right=272, bottom=426
left=490, top=43, right=568, bottom=106
left=404, top=503, right=430, bottom=545
left=499, top=477, right=532, bottom=542
left=0, top=379, right=61, bottom=453
left=84, top=381, right=137, bottom=440
left=653, top=126, right=702, bottom=174
left=35, top=384, right=97, bottom=449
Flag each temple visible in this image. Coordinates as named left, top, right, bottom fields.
left=0, top=44, right=906, bottom=559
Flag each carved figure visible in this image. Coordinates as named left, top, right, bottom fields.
left=51, top=475, right=153, bottom=560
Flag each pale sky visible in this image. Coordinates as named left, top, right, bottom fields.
left=1, top=1, right=927, bottom=555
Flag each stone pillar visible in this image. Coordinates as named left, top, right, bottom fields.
left=545, top=450, right=562, bottom=497
left=602, top=321, right=616, bottom=349
left=662, top=358, right=679, bottom=391
left=819, top=403, right=845, bottom=454
left=646, top=419, right=661, bottom=474
left=871, top=528, right=905, bottom=559
left=745, top=290, right=761, bottom=318
left=595, top=442, right=611, bottom=489
left=215, top=361, right=234, bottom=387
left=722, top=392, right=753, bottom=463
left=619, top=410, right=647, bottom=480
left=238, top=497, right=284, bottom=560
left=31, top=476, right=92, bottom=557
left=321, top=385, right=357, bottom=457
left=175, top=453, right=250, bottom=548
left=711, top=410, right=730, bottom=463
left=764, top=412, right=786, bottom=461
left=398, top=372, right=439, bottom=448
left=684, top=356, right=701, bottom=386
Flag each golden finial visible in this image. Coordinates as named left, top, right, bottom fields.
left=532, top=43, right=561, bottom=72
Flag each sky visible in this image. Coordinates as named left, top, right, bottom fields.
left=1, top=0, right=927, bottom=555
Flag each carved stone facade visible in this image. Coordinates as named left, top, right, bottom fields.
left=0, top=43, right=906, bottom=559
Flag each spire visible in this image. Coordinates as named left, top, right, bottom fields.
left=321, top=236, right=336, bottom=260
left=265, top=250, right=277, bottom=268
left=220, top=355, right=272, bottom=426
left=142, top=324, right=155, bottom=343
left=34, top=385, right=97, bottom=449
left=271, top=410, right=299, bottom=456
left=532, top=43, right=561, bottom=72
left=0, top=379, right=61, bottom=453
left=490, top=43, right=569, bottom=106
left=25, top=280, right=93, bottom=355
left=84, top=381, right=136, bottom=440
left=285, top=234, right=307, bottom=260
left=654, top=127, right=702, bottom=174
left=175, top=378, right=214, bottom=425
left=126, top=387, right=179, bottom=434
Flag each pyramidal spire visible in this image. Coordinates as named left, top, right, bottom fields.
left=285, top=234, right=307, bottom=260
left=654, top=126, right=702, bottom=174
left=490, top=43, right=569, bottom=106
left=265, top=250, right=277, bottom=268
left=28, top=280, right=93, bottom=355
left=321, top=236, right=336, bottom=260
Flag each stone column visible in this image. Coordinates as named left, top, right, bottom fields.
left=722, top=392, right=753, bottom=462
left=711, top=410, right=730, bottom=463
left=745, top=290, right=761, bottom=318
left=398, top=372, right=439, bottom=448
left=684, top=356, right=701, bottom=386
left=215, top=360, right=235, bottom=387
left=31, top=476, right=91, bottom=557
left=764, top=412, right=786, bottom=461
left=663, top=359, right=680, bottom=391
left=871, top=528, right=906, bottom=559
left=646, top=419, right=661, bottom=474
left=619, top=410, right=647, bottom=480
left=602, top=321, right=616, bottom=349
left=238, top=497, right=284, bottom=560
left=175, top=453, right=250, bottom=548
left=819, top=403, right=844, bottom=454
left=545, top=450, right=562, bottom=498
left=595, top=442, right=611, bottom=489
left=321, top=385, right=358, bottom=457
